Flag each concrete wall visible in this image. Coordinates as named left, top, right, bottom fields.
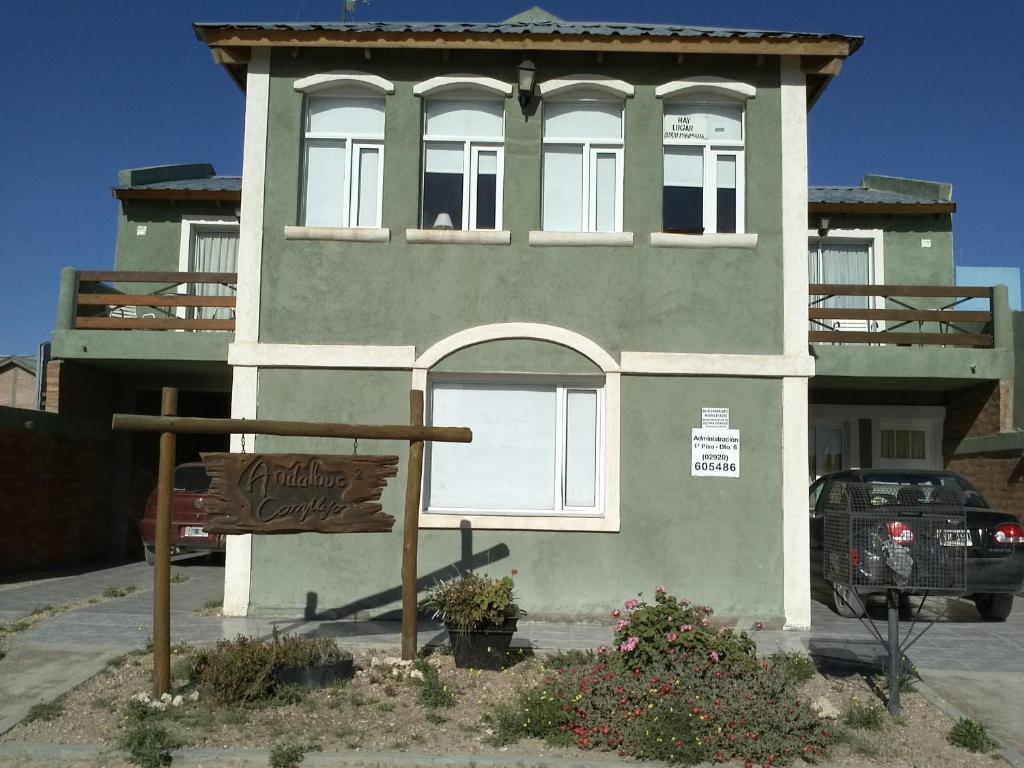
left=247, top=364, right=786, bottom=621
left=115, top=200, right=236, bottom=274
left=0, top=407, right=114, bottom=574
left=259, top=49, right=786, bottom=356
left=0, top=364, right=36, bottom=409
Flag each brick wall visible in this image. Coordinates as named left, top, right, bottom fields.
left=943, top=382, right=1024, bottom=520
left=0, top=364, right=36, bottom=409
left=0, top=407, right=114, bottom=574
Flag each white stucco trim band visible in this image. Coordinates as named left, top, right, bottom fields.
left=650, top=232, right=758, bottom=249
left=413, top=74, right=513, bottom=97
left=229, top=342, right=416, bottom=369
left=284, top=226, right=390, bottom=243
left=780, top=57, right=811, bottom=629
left=621, top=352, right=814, bottom=378
left=538, top=74, right=634, bottom=98
left=293, top=70, right=395, bottom=94
left=222, top=365, right=259, bottom=617
left=655, top=77, right=756, bottom=100
left=235, top=48, right=270, bottom=345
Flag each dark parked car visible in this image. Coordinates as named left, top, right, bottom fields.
left=810, top=470, right=1024, bottom=621
left=139, top=463, right=225, bottom=564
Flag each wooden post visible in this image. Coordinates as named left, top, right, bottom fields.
left=401, top=390, right=425, bottom=660
left=153, top=387, right=177, bottom=696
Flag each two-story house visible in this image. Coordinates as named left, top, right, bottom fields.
left=46, top=12, right=1019, bottom=628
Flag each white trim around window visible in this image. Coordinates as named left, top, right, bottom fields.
left=538, top=74, right=634, bottom=98
left=807, top=228, right=885, bottom=333
left=176, top=215, right=239, bottom=321
left=413, top=74, right=513, bottom=98
left=655, top=76, right=756, bottom=100
left=293, top=71, right=395, bottom=95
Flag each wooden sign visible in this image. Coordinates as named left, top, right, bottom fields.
left=201, top=453, right=399, bottom=534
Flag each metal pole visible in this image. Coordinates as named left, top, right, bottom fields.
left=153, top=387, right=177, bottom=697
left=401, top=390, right=425, bottom=660
left=887, top=589, right=901, bottom=716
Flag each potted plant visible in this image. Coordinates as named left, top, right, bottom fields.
left=422, top=571, right=523, bottom=670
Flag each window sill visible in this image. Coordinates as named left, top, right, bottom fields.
left=284, top=226, right=391, bottom=243
left=650, top=232, right=758, bottom=249
left=528, top=231, right=634, bottom=247
left=420, top=509, right=618, bottom=532
left=405, top=229, right=511, bottom=245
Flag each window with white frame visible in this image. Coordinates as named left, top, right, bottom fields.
left=880, top=428, right=927, bottom=461
left=421, top=93, right=504, bottom=230
left=662, top=101, right=744, bottom=234
left=301, top=88, right=385, bottom=228
left=541, top=91, right=624, bottom=232
left=425, top=379, right=602, bottom=515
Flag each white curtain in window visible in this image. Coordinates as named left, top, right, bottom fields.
left=542, top=146, right=584, bottom=231
left=428, top=384, right=557, bottom=510
left=425, top=99, right=503, bottom=139
left=809, top=242, right=871, bottom=310
left=355, top=147, right=380, bottom=228
left=594, top=152, right=617, bottom=232
left=663, top=147, right=703, bottom=187
left=308, top=98, right=384, bottom=135
left=564, top=390, right=598, bottom=507
left=191, top=229, right=238, bottom=321
left=544, top=100, right=622, bottom=140
left=304, top=141, right=346, bottom=227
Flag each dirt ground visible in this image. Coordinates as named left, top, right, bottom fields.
left=0, top=648, right=1005, bottom=767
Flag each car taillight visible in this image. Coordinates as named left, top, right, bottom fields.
left=850, top=548, right=860, bottom=570
left=994, top=523, right=1024, bottom=544
left=887, top=521, right=915, bottom=544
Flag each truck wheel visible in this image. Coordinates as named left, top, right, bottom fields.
left=975, top=593, right=1013, bottom=621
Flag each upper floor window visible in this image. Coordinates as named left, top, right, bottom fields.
left=301, top=88, right=385, bottom=228
left=541, top=90, right=624, bottom=232
left=658, top=78, right=754, bottom=236
left=421, top=93, right=504, bottom=230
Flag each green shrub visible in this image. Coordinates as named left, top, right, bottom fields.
left=842, top=697, right=886, bottom=730
left=23, top=694, right=66, bottom=723
left=118, top=701, right=181, bottom=768
left=769, top=651, right=817, bottom=687
left=489, top=649, right=829, bottom=765
left=103, top=585, right=138, bottom=599
left=421, top=571, right=517, bottom=632
left=411, top=660, right=456, bottom=709
left=192, top=632, right=348, bottom=706
left=542, top=649, right=595, bottom=670
left=947, top=718, right=997, bottom=753
left=268, top=741, right=321, bottom=768
left=611, top=588, right=756, bottom=673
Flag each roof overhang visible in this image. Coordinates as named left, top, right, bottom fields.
left=194, top=24, right=862, bottom=104
left=809, top=201, right=957, bottom=215
left=112, top=188, right=242, bottom=203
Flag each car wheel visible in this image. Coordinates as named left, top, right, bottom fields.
left=975, top=593, right=1013, bottom=622
left=831, top=582, right=866, bottom=618
left=143, top=545, right=156, bottom=566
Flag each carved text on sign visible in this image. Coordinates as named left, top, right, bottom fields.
left=201, top=453, right=399, bottom=534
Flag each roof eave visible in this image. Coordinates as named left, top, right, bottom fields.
left=809, top=201, right=957, bottom=215
left=112, top=188, right=242, bottom=203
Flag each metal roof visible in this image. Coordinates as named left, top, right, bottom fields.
left=193, top=20, right=862, bottom=50
left=0, top=355, right=36, bottom=374
left=116, top=176, right=242, bottom=193
left=809, top=186, right=951, bottom=206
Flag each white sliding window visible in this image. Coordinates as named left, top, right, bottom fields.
left=426, top=380, right=603, bottom=515
left=542, top=93, right=624, bottom=232
left=421, top=94, right=504, bottom=230
left=302, top=90, right=385, bottom=228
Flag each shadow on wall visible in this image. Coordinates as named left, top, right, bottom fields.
left=299, top=522, right=509, bottom=621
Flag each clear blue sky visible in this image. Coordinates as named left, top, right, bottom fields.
left=1, top=0, right=1021, bottom=355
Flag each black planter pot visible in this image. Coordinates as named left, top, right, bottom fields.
left=274, top=657, right=354, bottom=688
left=446, top=616, right=519, bottom=670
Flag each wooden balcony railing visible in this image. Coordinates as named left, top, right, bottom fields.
left=72, top=271, right=237, bottom=331
left=808, top=284, right=994, bottom=348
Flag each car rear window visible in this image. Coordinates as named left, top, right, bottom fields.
left=857, top=475, right=990, bottom=509
left=174, top=465, right=211, bottom=492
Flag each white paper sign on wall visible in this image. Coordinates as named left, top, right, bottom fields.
left=691, top=428, right=740, bottom=478
left=701, top=408, right=730, bottom=429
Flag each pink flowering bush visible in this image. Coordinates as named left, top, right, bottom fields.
left=611, top=589, right=756, bottom=673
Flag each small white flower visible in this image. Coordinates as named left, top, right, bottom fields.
left=409, top=669, right=424, bottom=680
left=171, top=695, right=183, bottom=707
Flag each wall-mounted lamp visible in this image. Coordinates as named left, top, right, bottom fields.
left=817, top=216, right=831, bottom=238
left=517, top=58, right=537, bottom=110
left=432, top=212, right=454, bottom=230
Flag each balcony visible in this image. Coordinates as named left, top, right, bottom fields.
left=52, top=269, right=237, bottom=367
left=809, top=283, right=1013, bottom=386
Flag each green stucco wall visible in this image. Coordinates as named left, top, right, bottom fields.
left=249, top=363, right=786, bottom=620
left=434, top=339, right=601, bottom=374
left=257, top=49, right=787, bottom=356
left=115, top=200, right=233, bottom=274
